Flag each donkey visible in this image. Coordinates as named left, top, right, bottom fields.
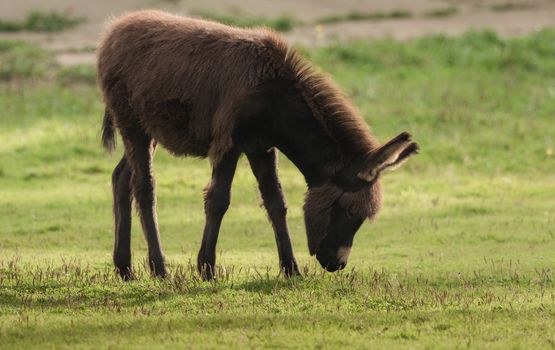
left=97, top=10, right=418, bottom=280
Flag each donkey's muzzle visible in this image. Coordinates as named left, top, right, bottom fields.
left=316, top=250, right=347, bottom=272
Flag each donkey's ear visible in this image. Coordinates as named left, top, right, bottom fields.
left=357, top=132, right=419, bottom=183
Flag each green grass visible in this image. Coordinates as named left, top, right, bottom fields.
left=56, top=64, right=97, bottom=86
left=0, top=41, right=57, bottom=80
left=195, top=12, right=295, bottom=32
left=316, top=10, right=412, bottom=25
left=1, top=30, right=555, bottom=348
left=0, top=11, right=83, bottom=32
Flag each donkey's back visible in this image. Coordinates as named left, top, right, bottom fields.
left=97, top=10, right=288, bottom=158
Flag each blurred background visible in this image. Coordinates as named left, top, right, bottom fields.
left=1, top=0, right=555, bottom=65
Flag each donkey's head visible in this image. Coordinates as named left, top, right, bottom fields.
left=304, top=132, right=418, bottom=272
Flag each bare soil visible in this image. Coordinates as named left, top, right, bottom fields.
left=2, top=0, right=555, bottom=65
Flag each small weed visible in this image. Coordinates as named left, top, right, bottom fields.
left=0, top=11, right=84, bottom=32
left=434, top=323, right=452, bottom=331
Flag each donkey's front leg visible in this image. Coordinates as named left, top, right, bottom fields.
left=197, top=148, right=241, bottom=280
left=246, top=148, right=300, bottom=277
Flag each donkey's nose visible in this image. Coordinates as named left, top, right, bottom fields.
left=323, top=261, right=346, bottom=272
left=316, top=250, right=347, bottom=272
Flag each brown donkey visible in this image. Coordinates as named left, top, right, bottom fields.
left=97, top=10, right=418, bottom=280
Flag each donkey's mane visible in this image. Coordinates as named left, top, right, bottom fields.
left=279, top=46, right=380, bottom=159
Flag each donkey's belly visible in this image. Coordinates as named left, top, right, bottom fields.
left=140, top=99, right=211, bottom=158
left=153, top=127, right=211, bottom=158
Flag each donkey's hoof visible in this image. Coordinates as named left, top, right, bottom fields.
left=200, top=271, right=215, bottom=281
left=149, top=260, right=167, bottom=278
left=115, top=265, right=134, bottom=281
left=198, top=263, right=216, bottom=281
left=281, top=261, right=302, bottom=278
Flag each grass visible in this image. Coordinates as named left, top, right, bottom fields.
left=316, top=10, right=412, bottom=25
left=1, top=258, right=552, bottom=348
left=56, top=64, right=97, bottom=86
left=195, top=12, right=295, bottom=32
left=0, top=41, right=56, bottom=80
left=1, top=30, right=555, bottom=348
left=491, top=2, right=534, bottom=12
left=197, top=9, right=413, bottom=30
left=424, top=7, right=459, bottom=18
left=0, top=11, right=83, bottom=32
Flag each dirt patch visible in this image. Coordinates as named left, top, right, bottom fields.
left=1, top=0, right=555, bottom=65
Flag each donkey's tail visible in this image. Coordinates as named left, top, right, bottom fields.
left=101, top=109, right=116, bottom=153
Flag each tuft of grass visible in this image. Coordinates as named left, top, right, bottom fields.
left=0, top=11, right=84, bottom=32
left=491, top=2, right=533, bottom=12
left=196, top=12, right=295, bottom=32
left=316, top=10, right=412, bottom=25
left=424, top=6, right=459, bottom=18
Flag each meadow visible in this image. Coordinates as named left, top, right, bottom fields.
left=0, top=30, right=554, bottom=349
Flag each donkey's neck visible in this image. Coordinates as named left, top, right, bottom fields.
left=275, top=122, right=343, bottom=187
left=252, top=76, right=374, bottom=188
left=267, top=80, right=349, bottom=187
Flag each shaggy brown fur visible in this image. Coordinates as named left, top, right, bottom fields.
left=97, top=10, right=418, bottom=279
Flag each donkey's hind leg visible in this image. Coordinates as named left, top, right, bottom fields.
left=121, top=126, right=167, bottom=277
left=112, top=156, right=133, bottom=280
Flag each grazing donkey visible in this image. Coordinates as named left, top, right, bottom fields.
left=97, top=10, right=418, bottom=280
